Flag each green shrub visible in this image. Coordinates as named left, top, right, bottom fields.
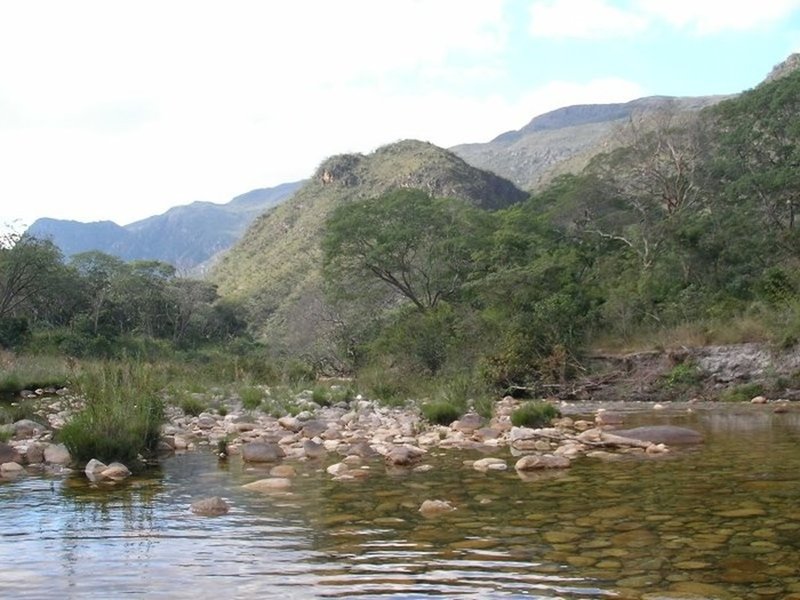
left=311, top=385, right=332, bottom=407
left=659, top=361, right=702, bottom=390
left=59, top=361, right=165, bottom=464
left=0, top=425, right=11, bottom=443
left=510, top=401, right=560, bottom=428
left=720, top=382, right=765, bottom=402
left=239, top=386, right=264, bottom=410
left=179, top=395, right=207, bottom=417
left=421, top=400, right=463, bottom=425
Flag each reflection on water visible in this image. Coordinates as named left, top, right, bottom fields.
left=1, top=403, right=800, bottom=599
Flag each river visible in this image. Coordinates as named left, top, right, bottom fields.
left=1, top=403, right=799, bottom=599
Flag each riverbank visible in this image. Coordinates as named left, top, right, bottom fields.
left=1, top=380, right=796, bottom=487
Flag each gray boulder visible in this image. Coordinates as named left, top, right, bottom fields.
left=612, top=426, right=704, bottom=445
left=241, top=442, right=285, bottom=463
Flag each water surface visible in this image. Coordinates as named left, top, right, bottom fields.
left=2, top=403, right=800, bottom=599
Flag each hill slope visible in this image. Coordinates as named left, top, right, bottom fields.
left=451, top=95, right=726, bottom=192
left=211, top=140, right=528, bottom=354
left=27, top=181, right=302, bottom=272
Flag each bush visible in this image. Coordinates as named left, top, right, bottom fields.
left=179, top=394, right=207, bottom=417
left=511, top=401, right=560, bottom=428
left=59, top=361, right=165, bottom=464
left=239, top=386, right=264, bottom=410
left=720, top=382, right=764, bottom=402
left=311, top=385, right=332, bottom=407
left=421, top=400, right=463, bottom=425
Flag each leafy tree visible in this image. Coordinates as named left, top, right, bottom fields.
left=0, top=234, right=64, bottom=345
left=323, top=189, right=487, bottom=312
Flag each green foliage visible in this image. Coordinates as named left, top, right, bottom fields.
left=59, top=361, right=165, bottom=464
left=239, top=386, right=264, bottom=410
left=510, top=401, right=561, bottom=428
left=178, top=394, right=207, bottom=417
left=719, top=382, right=765, bottom=403
left=0, top=400, right=45, bottom=426
left=323, top=189, right=487, bottom=311
left=659, top=361, right=703, bottom=390
left=421, top=400, right=463, bottom=425
left=0, top=425, right=10, bottom=443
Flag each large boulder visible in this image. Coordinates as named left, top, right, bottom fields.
left=0, top=443, right=21, bottom=464
left=44, top=443, right=71, bottom=466
left=612, top=426, right=704, bottom=445
left=241, top=442, right=285, bottom=463
left=1, top=462, right=24, bottom=476
left=13, top=419, right=48, bottom=439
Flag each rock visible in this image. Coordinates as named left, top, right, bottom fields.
left=419, top=499, right=455, bottom=517
left=196, top=415, right=217, bottom=429
left=612, top=426, right=704, bottom=445
left=43, top=443, right=71, bottom=465
left=278, top=416, right=302, bottom=432
left=242, top=478, right=292, bottom=492
left=452, top=413, right=483, bottom=434
left=85, top=458, right=108, bottom=479
left=301, top=420, right=327, bottom=438
left=0, top=442, right=22, bottom=464
left=303, top=440, right=327, bottom=459
left=190, top=496, right=230, bottom=516
left=472, top=457, right=508, bottom=472
left=241, top=442, right=285, bottom=463
left=326, top=462, right=349, bottom=477
left=13, top=419, right=48, bottom=439
left=269, top=464, right=296, bottom=477
left=1, top=461, right=24, bottom=476
left=385, top=445, right=425, bottom=466
left=345, top=441, right=377, bottom=458
left=101, top=462, right=131, bottom=480
left=24, top=443, right=45, bottom=464
left=751, top=395, right=768, bottom=404
left=515, top=454, right=571, bottom=471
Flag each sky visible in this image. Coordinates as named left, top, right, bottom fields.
left=2, top=0, right=800, bottom=230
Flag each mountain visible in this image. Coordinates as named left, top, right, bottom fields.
left=211, top=140, right=527, bottom=354
left=451, top=95, right=727, bottom=192
left=27, top=181, right=303, bottom=273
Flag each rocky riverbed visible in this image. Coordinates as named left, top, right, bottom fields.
left=5, top=384, right=789, bottom=493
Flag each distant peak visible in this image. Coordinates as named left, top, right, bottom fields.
left=762, top=53, right=800, bottom=85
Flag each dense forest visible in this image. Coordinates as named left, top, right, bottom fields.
left=3, top=68, right=800, bottom=402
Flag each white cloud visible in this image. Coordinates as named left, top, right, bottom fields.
left=529, top=0, right=648, bottom=39
left=637, top=0, right=800, bottom=34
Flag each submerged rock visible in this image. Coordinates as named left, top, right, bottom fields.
left=515, top=454, right=571, bottom=471
left=190, top=496, right=230, bottom=516
left=419, top=499, right=455, bottom=517
left=612, top=426, right=704, bottom=445
left=242, top=478, right=292, bottom=492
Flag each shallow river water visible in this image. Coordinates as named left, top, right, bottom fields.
left=2, top=403, right=800, bottom=599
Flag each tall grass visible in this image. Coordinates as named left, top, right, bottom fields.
left=59, top=361, right=165, bottom=464
left=0, top=351, right=70, bottom=393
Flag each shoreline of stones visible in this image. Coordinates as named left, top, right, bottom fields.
left=5, top=390, right=792, bottom=515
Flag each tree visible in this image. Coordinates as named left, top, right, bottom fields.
left=322, top=189, right=486, bottom=312
left=581, top=105, right=708, bottom=272
left=0, top=234, right=64, bottom=321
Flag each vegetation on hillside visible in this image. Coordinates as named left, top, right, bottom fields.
left=3, top=68, right=800, bottom=414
